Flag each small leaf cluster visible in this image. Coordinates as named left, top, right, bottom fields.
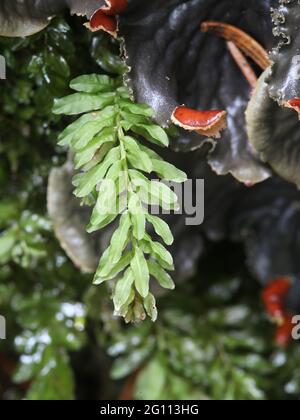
left=108, top=266, right=300, bottom=402
left=0, top=207, right=52, bottom=268
left=109, top=305, right=272, bottom=400
left=53, top=74, right=187, bottom=322
left=12, top=291, right=85, bottom=400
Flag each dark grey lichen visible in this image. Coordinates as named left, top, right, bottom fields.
left=3, top=0, right=299, bottom=187
left=0, top=0, right=101, bottom=37
left=228, top=174, right=300, bottom=314
left=47, top=159, right=100, bottom=273
left=119, top=0, right=276, bottom=185
left=246, top=68, right=300, bottom=188
left=246, top=0, right=300, bottom=187
left=268, top=0, right=300, bottom=103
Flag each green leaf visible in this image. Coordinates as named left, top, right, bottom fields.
left=127, top=153, right=152, bottom=174
left=152, top=160, right=187, bottom=182
left=88, top=191, right=127, bottom=233
left=116, top=86, right=132, bottom=99
left=145, top=237, right=174, bottom=268
left=131, top=213, right=146, bottom=242
left=143, top=293, right=158, bottom=322
left=131, top=248, right=149, bottom=298
left=119, top=289, right=136, bottom=319
left=57, top=111, right=104, bottom=146
left=123, top=136, right=153, bottom=173
left=71, top=106, right=115, bottom=149
left=149, top=181, right=178, bottom=205
left=129, top=170, right=178, bottom=209
left=105, top=160, right=123, bottom=182
left=94, top=251, right=133, bottom=285
left=130, top=124, right=169, bottom=147
left=113, top=269, right=135, bottom=311
left=138, top=181, right=179, bottom=211
left=0, top=231, right=16, bottom=262
left=135, top=358, right=167, bottom=400
left=139, top=144, right=164, bottom=161
left=128, top=194, right=146, bottom=241
left=74, top=127, right=116, bottom=169
left=119, top=101, right=154, bottom=117
left=72, top=118, right=113, bottom=150
left=120, top=112, right=150, bottom=128
left=70, top=74, right=116, bottom=93
left=92, top=178, right=117, bottom=220
left=100, top=212, right=132, bottom=272
left=53, top=92, right=115, bottom=115
left=88, top=162, right=125, bottom=227
left=82, top=143, right=115, bottom=171
left=87, top=213, right=118, bottom=233
left=128, top=169, right=149, bottom=187
left=146, top=214, right=174, bottom=245
left=74, top=146, right=120, bottom=197
left=148, top=260, right=175, bottom=290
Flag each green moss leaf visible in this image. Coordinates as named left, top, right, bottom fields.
left=70, top=74, right=116, bottom=93
left=53, top=92, right=115, bottom=115
left=131, top=248, right=149, bottom=298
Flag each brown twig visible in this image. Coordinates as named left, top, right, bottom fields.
left=118, top=370, right=140, bottom=400
left=226, top=41, right=258, bottom=89
left=201, top=21, right=272, bottom=70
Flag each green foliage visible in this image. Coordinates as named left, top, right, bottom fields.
left=90, top=33, right=127, bottom=76
left=135, top=356, right=205, bottom=400
left=109, top=280, right=276, bottom=400
left=54, top=74, right=187, bottom=322
left=12, top=293, right=85, bottom=400
left=0, top=18, right=85, bottom=276
left=107, top=276, right=300, bottom=401
left=0, top=237, right=90, bottom=400
left=109, top=313, right=270, bottom=399
left=0, top=18, right=109, bottom=400
left=0, top=211, right=51, bottom=267
left=1, top=16, right=300, bottom=402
